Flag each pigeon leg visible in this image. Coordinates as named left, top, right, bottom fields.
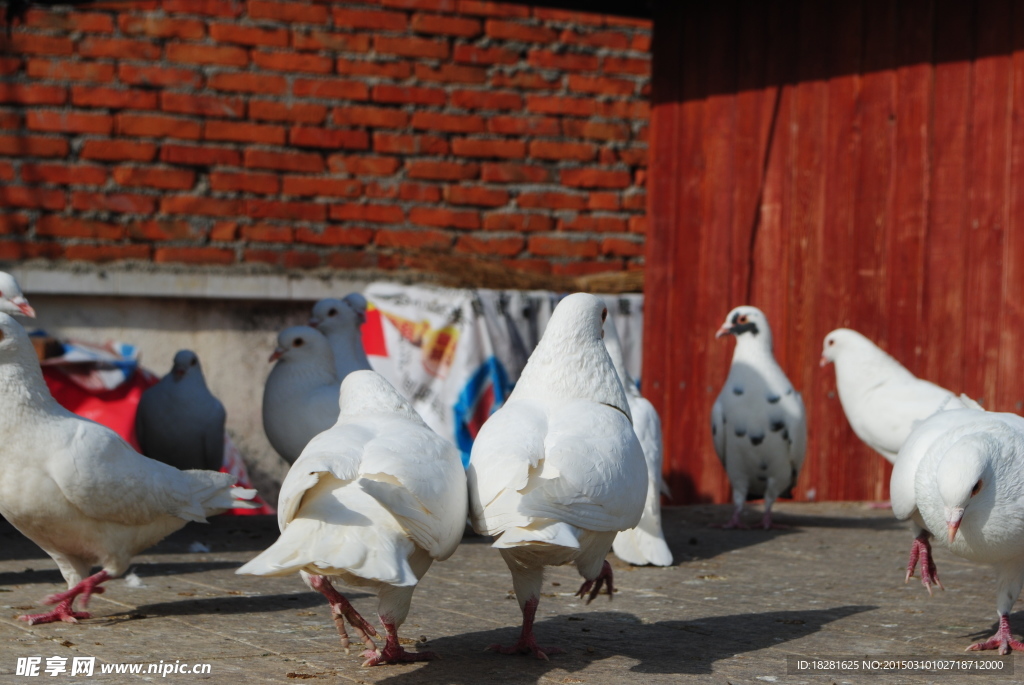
left=905, top=531, right=943, bottom=595
left=967, top=615, right=1024, bottom=655
left=18, top=570, right=110, bottom=625
left=488, top=596, right=564, bottom=660
left=575, top=560, right=614, bottom=604
left=711, top=504, right=749, bottom=529
left=307, top=574, right=378, bottom=653
left=361, top=620, right=437, bottom=666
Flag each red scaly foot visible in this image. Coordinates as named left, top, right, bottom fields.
left=905, top=532, right=943, bottom=595
left=18, top=570, right=110, bottom=625
left=487, top=597, right=564, bottom=660
left=967, top=615, right=1024, bottom=655
left=575, top=560, right=614, bottom=605
left=361, top=620, right=437, bottom=666
left=307, top=574, right=378, bottom=653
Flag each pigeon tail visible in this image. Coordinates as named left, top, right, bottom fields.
left=493, top=520, right=581, bottom=550
left=177, top=470, right=256, bottom=522
left=612, top=526, right=673, bottom=567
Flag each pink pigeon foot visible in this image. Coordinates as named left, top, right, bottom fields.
left=361, top=620, right=437, bottom=666
left=307, top=574, right=378, bottom=653
left=905, top=531, right=943, bottom=595
left=710, top=509, right=749, bottom=529
left=575, top=560, right=614, bottom=604
left=967, top=615, right=1024, bottom=655
left=18, top=570, right=111, bottom=625
left=488, top=597, right=564, bottom=660
left=761, top=510, right=789, bottom=530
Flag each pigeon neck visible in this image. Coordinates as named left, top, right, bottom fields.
left=326, top=327, right=372, bottom=377
left=834, top=345, right=912, bottom=397
left=603, top=335, right=639, bottom=400
left=730, top=330, right=775, bottom=365
left=0, top=354, right=63, bottom=421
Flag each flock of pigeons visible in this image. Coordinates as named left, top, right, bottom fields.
left=0, top=274, right=1022, bottom=664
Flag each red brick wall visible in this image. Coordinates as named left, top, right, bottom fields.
left=0, top=0, right=650, bottom=278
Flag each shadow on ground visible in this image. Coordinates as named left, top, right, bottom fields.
left=131, top=591, right=367, bottom=617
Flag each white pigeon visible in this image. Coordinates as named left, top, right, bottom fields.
left=239, top=370, right=467, bottom=666
left=820, top=328, right=977, bottom=463
left=604, top=315, right=672, bottom=567
left=891, top=407, right=1024, bottom=654
left=0, top=314, right=255, bottom=625
left=0, top=271, right=35, bottom=318
left=262, top=326, right=340, bottom=464
left=136, top=349, right=226, bottom=472
left=711, top=306, right=807, bottom=529
left=467, top=292, right=647, bottom=660
left=309, top=294, right=372, bottom=381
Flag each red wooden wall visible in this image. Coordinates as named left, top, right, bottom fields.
left=644, top=0, right=1024, bottom=503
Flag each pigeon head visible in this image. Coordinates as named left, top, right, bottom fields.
left=0, top=313, right=36, bottom=363
left=936, top=432, right=994, bottom=543
left=716, top=306, right=773, bottom=352
left=0, top=272, right=35, bottom=318
left=337, top=369, right=421, bottom=422
left=820, top=328, right=870, bottom=367
left=269, top=326, right=331, bottom=364
left=309, top=294, right=366, bottom=332
left=171, top=349, right=200, bottom=381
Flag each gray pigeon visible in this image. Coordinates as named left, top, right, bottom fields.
left=136, top=350, right=226, bottom=472
left=309, top=294, right=372, bottom=381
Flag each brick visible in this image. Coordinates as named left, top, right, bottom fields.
left=71, top=191, right=155, bottom=213
left=37, top=215, right=122, bottom=239
left=166, top=43, right=248, bottom=67
left=248, top=0, right=328, bottom=23
left=452, top=44, right=518, bottom=66
left=622, top=191, right=646, bottom=211
left=560, top=28, right=630, bottom=49
left=22, top=9, right=114, bottom=32
left=244, top=148, right=323, bottom=173
left=455, top=233, right=523, bottom=256
left=533, top=7, right=604, bottom=24
left=0, top=83, right=66, bottom=106
left=0, top=186, right=65, bottom=210
left=365, top=181, right=399, bottom=199
left=553, top=260, right=623, bottom=277
left=450, top=89, right=521, bottom=110
left=525, top=94, right=596, bottom=116
left=372, top=84, right=446, bottom=107
left=451, top=138, right=525, bottom=159
left=163, top=0, right=243, bottom=17
left=480, top=162, right=551, bottom=183
left=284, top=251, right=324, bottom=269
left=331, top=8, right=406, bottom=31
left=602, top=55, right=650, bottom=76
left=251, top=101, right=327, bottom=124
left=27, top=59, right=115, bottom=83
left=161, top=195, right=243, bottom=217
left=21, top=163, right=106, bottom=185
left=71, top=86, right=159, bottom=110
left=243, top=248, right=281, bottom=265
left=629, top=215, right=647, bottom=233
left=65, top=244, right=152, bottom=262
left=295, top=225, right=374, bottom=247
left=205, top=120, right=285, bottom=145
left=568, top=74, right=636, bottom=96
left=587, top=192, right=620, bottom=210
left=113, top=166, right=196, bottom=190
left=443, top=185, right=508, bottom=207
left=329, top=203, right=405, bottom=223
left=487, top=115, right=559, bottom=136
left=0, top=135, right=68, bottom=158
left=596, top=99, right=649, bottom=119
left=116, top=113, right=202, bottom=140
left=328, top=155, right=401, bottom=176
left=0, top=214, right=30, bottom=234
left=558, top=214, right=628, bottom=233
left=209, top=23, right=288, bottom=46
left=210, top=221, right=239, bottom=240
left=411, top=12, right=481, bottom=37
left=528, top=235, right=598, bottom=257
left=399, top=182, right=441, bottom=202
left=518, top=191, right=587, bottom=211
left=128, top=219, right=198, bottom=241
left=333, top=105, right=408, bottom=129
left=0, top=58, right=19, bottom=75
left=375, top=228, right=452, bottom=250
left=0, top=241, right=64, bottom=260
left=485, top=19, right=556, bottom=42
left=373, top=132, right=448, bottom=155
left=118, top=64, right=204, bottom=89
left=482, top=212, right=552, bottom=232
left=409, top=111, right=484, bottom=134
left=160, top=144, right=241, bottom=166
left=562, top=119, right=631, bottom=141
left=242, top=223, right=293, bottom=243
left=631, top=34, right=651, bottom=51
left=456, top=1, right=529, bottom=17
left=291, top=126, right=369, bottom=150
left=292, top=31, right=371, bottom=53
left=282, top=176, right=361, bottom=198
left=161, top=92, right=245, bottom=118
left=527, top=49, right=599, bottom=73
left=79, top=37, right=160, bottom=60
left=81, top=139, right=157, bottom=161
left=380, top=0, right=457, bottom=9
left=209, top=72, right=287, bottom=95
left=405, top=159, right=479, bottom=181
left=26, top=110, right=112, bottom=135
left=210, top=171, right=279, bottom=194
left=294, top=78, right=369, bottom=100
left=3, top=34, right=73, bottom=56
left=155, top=246, right=236, bottom=265
left=248, top=199, right=326, bottom=222
left=561, top=168, right=631, bottom=189
left=0, top=162, right=12, bottom=182
left=253, top=50, right=333, bottom=74
left=601, top=236, right=643, bottom=257
left=409, top=206, right=479, bottom=230
left=118, top=15, right=205, bottom=39
left=336, top=58, right=412, bottom=79
left=374, top=35, right=449, bottom=60
left=327, top=251, right=378, bottom=269
left=491, top=71, right=560, bottom=91
left=529, top=140, right=596, bottom=162
left=415, top=63, right=487, bottom=85
left=0, top=110, right=19, bottom=129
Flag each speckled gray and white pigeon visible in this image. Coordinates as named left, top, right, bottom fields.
left=309, top=294, right=372, bottom=381
left=711, top=306, right=806, bottom=529
left=136, top=350, right=226, bottom=472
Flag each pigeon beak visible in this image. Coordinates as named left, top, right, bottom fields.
left=172, top=366, right=186, bottom=381
left=946, top=507, right=965, bottom=543
left=269, top=347, right=285, bottom=362
left=819, top=355, right=830, bottom=368
left=14, top=297, right=35, bottom=318
left=308, top=317, right=321, bottom=327
left=715, top=324, right=733, bottom=339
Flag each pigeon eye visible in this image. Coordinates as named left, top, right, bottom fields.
left=828, top=339, right=835, bottom=347
left=971, top=480, right=982, bottom=496
left=328, top=308, right=337, bottom=316
left=190, top=358, right=197, bottom=366
left=738, top=315, right=748, bottom=324
left=294, top=338, right=304, bottom=347
left=601, top=308, right=607, bottom=322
